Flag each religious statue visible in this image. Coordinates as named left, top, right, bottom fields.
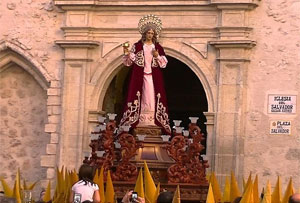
left=120, top=14, right=171, bottom=134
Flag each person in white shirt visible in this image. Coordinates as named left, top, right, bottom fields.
left=69, top=164, right=100, bottom=203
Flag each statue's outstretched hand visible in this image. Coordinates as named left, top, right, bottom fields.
left=152, top=49, right=159, bottom=57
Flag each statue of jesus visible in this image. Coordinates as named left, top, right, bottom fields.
left=120, top=14, right=171, bottom=134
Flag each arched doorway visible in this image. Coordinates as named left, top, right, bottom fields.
left=0, top=62, right=48, bottom=189
left=102, top=56, right=208, bottom=151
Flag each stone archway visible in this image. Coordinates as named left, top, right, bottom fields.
left=101, top=55, right=210, bottom=151
left=0, top=48, right=50, bottom=195
left=102, top=56, right=209, bottom=126
left=90, top=41, right=217, bottom=114
left=0, top=40, right=61, bottom=190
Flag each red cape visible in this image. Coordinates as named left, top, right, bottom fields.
left=120, top=41, right=171, bottom=134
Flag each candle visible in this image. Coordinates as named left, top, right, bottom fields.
left=175, top=127, right=183, bottom=133
left=183, top=130, right=189, bottom=137
left=121, top=125, right=131, bottom=132
left=137, top=134, right=147, bottom=141
left=94, top=126, right=100, bottom=132
left=99, top=124, right=106, bottom=131
left=96, top=150, right=105, bottom=157
left=98, top=115, right=106, bottom=123
left=173, top=120, right=182, bottom=127
left=189, top=117, right=199, bottom=124
left=114, top=142, right=121, bottom=149
left=83, top=151, right=90, bottom=157
left=92, top=134, right=99, bottom=140
left=107, top=113, right=117, bottom=120
left=161, top=135, right=170, bottom=142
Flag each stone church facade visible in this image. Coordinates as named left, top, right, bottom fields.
left=0, top=0, right=299, bottom=193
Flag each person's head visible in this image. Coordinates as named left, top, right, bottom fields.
left=289, top=193, right=300, bottom=203
left=157, top=191, right=173, bottom=203
left=233, top=196, right=242, bottom=203
left=78, top=164, right=95, bottom=182
left=141, top=26, right=158, bottom=43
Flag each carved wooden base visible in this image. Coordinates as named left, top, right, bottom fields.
left=132, top=125, right=174, bottom=170
left=134, top=125, right=162, bottom=139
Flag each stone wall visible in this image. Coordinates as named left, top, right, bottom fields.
left=0, top=0, right=63, bottom=78
left=0, top=65, right=48, bottom=197
left=246, top=0, right=300, bottom=189
left=0, top=0, right=64, bottom=195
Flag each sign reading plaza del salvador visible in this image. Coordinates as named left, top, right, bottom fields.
left=270, top=120, right=291, bottom=135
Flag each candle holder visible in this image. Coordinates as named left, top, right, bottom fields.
left=84, top=113, right=144, bottom=181
left=163, top=120, right=208, bottom=184
left=113, top=130, right=143, bottom=181
left=84, top=114, right=117, bottom=174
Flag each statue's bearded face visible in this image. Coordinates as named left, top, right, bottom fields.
left=146, top=29, right=155, bottom=41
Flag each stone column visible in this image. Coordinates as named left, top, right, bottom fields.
left=203, top=112, right=215, bottom=172
left=210, top=41, right=255, bottom=186
left=209, top=1, right=258, bottom=186
left=55, top=40, right=99, bottom=169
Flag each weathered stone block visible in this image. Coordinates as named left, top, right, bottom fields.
left=46, top=168, right=56, bottom=179
left=47, top=88, right=61, bottom=96
left=48, top=115, right=60, bottom=124
left=52, top=106, right=61, bottom=115
left=50, top=81, right=61, bottom=88
left=40, top=155, right=56, bottom=167
left=50, top=133, right=59, bottom=144
left=47, top=96, right=61, bottom=106
left=46, top=144, right=57, bottom=154
left=45, top=124, right=57, bottom=133
left=47, top=106, right=52, bottom=115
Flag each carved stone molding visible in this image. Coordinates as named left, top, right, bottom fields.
left=55, top=40, right=100, bottom=48
left=209, top=40, right=256, bottom=48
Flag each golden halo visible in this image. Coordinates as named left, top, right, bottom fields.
left=138, top=14, right=162, bottom=35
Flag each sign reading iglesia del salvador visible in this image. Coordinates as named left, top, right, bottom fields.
left=268, top=95, right=296, bottom=135
left=268, top=95, right=297, bottom=114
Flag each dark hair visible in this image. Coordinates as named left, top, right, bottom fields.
left=157, top=191, right=173, bottom=203
left=141, top=25, right=158, bottom=43
left=233, top=197, right=242, bottom=203
left=289, top=193, right=300, bottom=203
left=78, top=164, right=96, bottom=185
